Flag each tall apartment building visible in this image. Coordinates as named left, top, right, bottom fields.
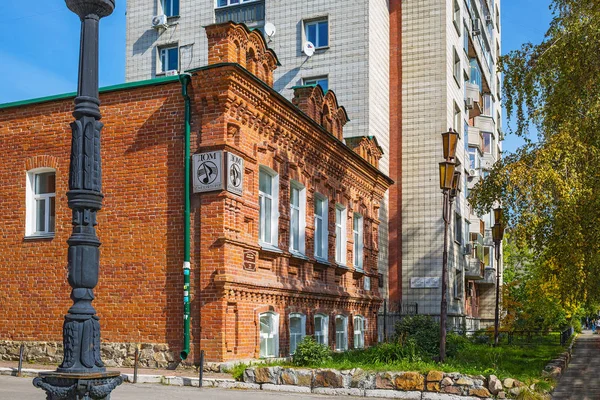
left=401, top=0, right=503, bottom=330
left=125, top=0, right=503, bottom=331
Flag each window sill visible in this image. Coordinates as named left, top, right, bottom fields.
left=260, top=243, right=283, bottom=254
left=334, top=263, right=349, bottom=270
left=24, top=234, right=55, bottom=241
left=314, top=257, right=330, bottom=266
left=290, top=251, right=309, bottom=261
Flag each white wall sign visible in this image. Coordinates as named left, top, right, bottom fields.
left=226, top=152, right=244, bottom=196
left=192, top=151, right=223, bottom=193
left=410, top=277, right=440, bottom=289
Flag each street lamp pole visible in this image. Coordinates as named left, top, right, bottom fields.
left=439, top=129, right=459, bottom=363
left=492, top=207, right=505, bottom=346
left=33, top=0, right=122, bottom=398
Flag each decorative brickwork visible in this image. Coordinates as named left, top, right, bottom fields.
left=0, top=22, right=391, bottom=364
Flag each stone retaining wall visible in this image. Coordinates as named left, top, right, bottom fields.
left=0, top=341, right=176, bottom=369
left=243, top=367, right=534, bottom=398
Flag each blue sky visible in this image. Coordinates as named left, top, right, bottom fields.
left=0, top=0, right=552, bottom=153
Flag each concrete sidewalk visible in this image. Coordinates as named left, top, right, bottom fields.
left=553, top=331, right=600, bottom=400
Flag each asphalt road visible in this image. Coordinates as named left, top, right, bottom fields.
left=0, top=375, right=365, bottom=399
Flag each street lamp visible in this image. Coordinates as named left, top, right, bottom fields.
left=492, top=207, right=505, bottom=346
left=33, top=0, right=122, bottom=398
left=439, top=128, right=459, bottom=363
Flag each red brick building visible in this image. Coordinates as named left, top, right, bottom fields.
left=0, top=22, right=391, bottom=364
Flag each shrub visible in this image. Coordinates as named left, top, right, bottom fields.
left=446, top=332, right=469, bottom=358
left=225, top=362, right=248, bottom=381
left=292, top=336, right=332, bottom=366
left=394, top=315, right=440, bottom=358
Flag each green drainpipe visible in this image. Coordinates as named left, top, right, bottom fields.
left=179, top=73, right=191, bottom=360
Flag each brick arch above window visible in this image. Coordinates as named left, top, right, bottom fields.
left=25, top=155, right=60, bottom=172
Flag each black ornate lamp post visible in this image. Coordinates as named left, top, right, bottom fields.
left=438, top=128, right=460, bottom=363
left=492, top=207, right=505, bottom=346
left=33, top=0, right=122, bottom=398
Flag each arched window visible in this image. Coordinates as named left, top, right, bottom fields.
left=289, top=313, right=306, bottom=354
left=259, top=312, right=279, bottom=358
left=335, top=315, right=348, bottom=351
left=353, top=315, right=366, bottom=349
left=246, top=48, right=256, bottom=75
left=314, top=313, right=329, bottom=346
left=26, top=168, right=56, bottom=237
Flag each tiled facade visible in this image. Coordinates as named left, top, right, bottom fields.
left=401, top=0, right=503, bottom=328
left=0, top=23, right=390, bottom=362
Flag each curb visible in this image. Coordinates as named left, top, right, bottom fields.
left=1, top=367, right=493, bottom=399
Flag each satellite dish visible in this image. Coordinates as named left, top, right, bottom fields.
left=303, top=41, right=315, bottom=57
left=264, top=22, right=276, bottom=38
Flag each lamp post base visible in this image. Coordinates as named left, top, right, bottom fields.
left=33, top=371, right=122, bottom=400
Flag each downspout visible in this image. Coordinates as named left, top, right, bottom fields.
left=179, top=73, right=191, bottom=360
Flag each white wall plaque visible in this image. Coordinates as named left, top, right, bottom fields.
left=226, top=152, right=244, bottom=196
left=410, top=277, right=440, bottom=289
left=192, top=151, right=223, bottom=193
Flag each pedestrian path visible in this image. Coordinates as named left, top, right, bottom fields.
left=553, top=330, right=600, bottom=399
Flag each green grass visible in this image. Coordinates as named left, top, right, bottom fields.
left=261, top=339, right=567, bottom=384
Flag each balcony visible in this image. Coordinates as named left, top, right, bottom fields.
left=478, top=267, right=496, bottom=285
left=465, top=257, right=485, bottom=280
left=215, top=0, right=265, bottom=27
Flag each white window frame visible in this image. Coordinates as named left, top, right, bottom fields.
left=303, top=76, right=329, bottom=93
left=453, top=0, right=461, bottom=33
left=364, top=276, right=371, bottom=291
left=215, top=0, right=257, bottom=8
left=289, top=313, right=306, bottom=355
left=335, top=315, right=348, bottom=351
left=259, top=167, right=279, bottom=248
left=453, top=48, right=461, bottom=87
left=353, top=213, right=364, bottom=270
left=314, top=194, right=328, bottom=261
left=335, top=205, right=347, bottom=265
left=259, top=312, right=279, bottom=358
left=26, top=168, right=56, bottom=237
left=159, top=45, right=179, bottom=73
left=353, top=315, right=365, bottom=349
left=304, top=18, right=329, bottom=49
left=289, top=181, right=306, bottom=255
left=314, top=314, right=329, bottom=346
left=161, top=0, right=179, bottom=17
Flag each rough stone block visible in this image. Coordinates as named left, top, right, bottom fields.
left=376, top=372, right=396, bottom=389
left=443, top=386, right=462, bottom=395
left=502, top=378, right=514, bottom=388
left=314, top=369, right=343, bottom=388
left=427, top=371, right=444, bottom=382
left=488, top=375, right=502, bottom=395
left=455, top=377, right=474, bottom=386
left=254, top=366, right=280, bottom=384
left=468, top=387, right=491, bottom=398
left=441, top=377, right=454, bottom=387
left=394, top=372, right=424, bottom=391
left=427, top=382, right=441, bottom=392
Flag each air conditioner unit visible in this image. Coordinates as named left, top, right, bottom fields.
left=152, top=14, right=168, bottom=29
left=465, top=97, right=474, bottom=110
left=165, top=70, right=178, bottom=76
left=468, top=168, right=477, bottom=177
left=472, top=19, right=482, bottom=35
left=464, top=243, right=473, bottom=255
left=485, top=15, right=493, bottom=24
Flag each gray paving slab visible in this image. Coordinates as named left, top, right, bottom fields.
left=553, top=331, right=600, bottom=400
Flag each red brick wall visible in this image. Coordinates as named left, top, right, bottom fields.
left=0, top=24, right=391, bottom=363
left=0, top=82, right=187, bottom=354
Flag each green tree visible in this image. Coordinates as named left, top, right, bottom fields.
left=470, top=1, right=600, bottom=309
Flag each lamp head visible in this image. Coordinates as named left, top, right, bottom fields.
left=441, top=128, right=459, bottom=160
left=439, top=161, right=456, bottom=190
